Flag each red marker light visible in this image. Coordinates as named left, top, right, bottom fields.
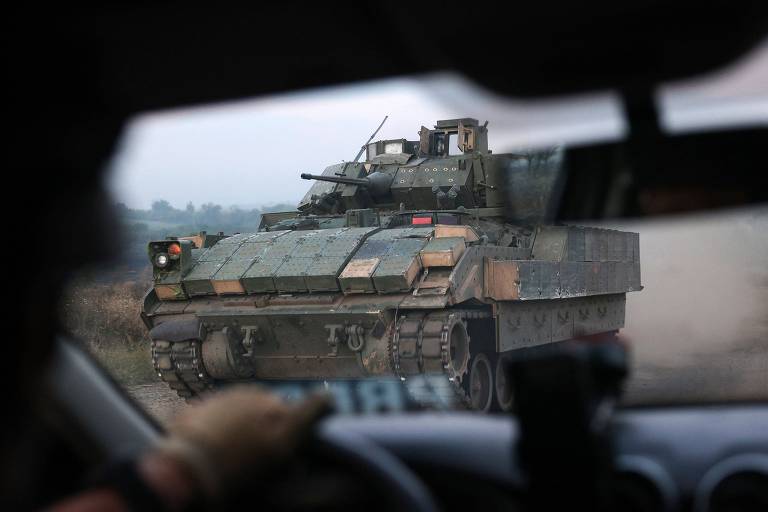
left=168, top=243, right=182, bottom=256
left=412, top=216, right=432, bottom=225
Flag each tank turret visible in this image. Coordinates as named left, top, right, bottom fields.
left=295, top=118, right=561, bottom=221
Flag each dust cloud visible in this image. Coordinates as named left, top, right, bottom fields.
left=599, top=206, right=768, bottom=404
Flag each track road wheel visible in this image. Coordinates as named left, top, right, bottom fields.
left=495, top=355, right=514, bottom=412
left=468, top=353, right=494, bottom=412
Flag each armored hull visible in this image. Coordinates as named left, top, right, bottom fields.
left=142, top=118, right=641, bottom=411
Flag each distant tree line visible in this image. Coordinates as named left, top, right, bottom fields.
left=116, top=200, right=295, bottom=268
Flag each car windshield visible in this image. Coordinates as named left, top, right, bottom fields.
left=61, top=45, right=767, bottom=423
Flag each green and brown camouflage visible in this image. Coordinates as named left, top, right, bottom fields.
left=141, top=118, right=641, bottom=411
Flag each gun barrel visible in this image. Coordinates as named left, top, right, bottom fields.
left=300, top=173, right=370, bottom=186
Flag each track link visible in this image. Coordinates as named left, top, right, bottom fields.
left=393, top=309, right=491, bottom=409
left=151, top=339, right=214, bottom=400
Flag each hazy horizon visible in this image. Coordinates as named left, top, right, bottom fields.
left=119, top=198, right=297, bottom=212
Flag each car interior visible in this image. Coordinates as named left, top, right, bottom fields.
left=6, top=4, right=767, bottom=511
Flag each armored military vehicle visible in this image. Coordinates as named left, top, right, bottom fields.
left=141, top=118, right=641, bottom=411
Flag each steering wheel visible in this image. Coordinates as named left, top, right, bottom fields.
left=311, top=424, right=439, bottom=512
left=51, top=339, right=439, bottom=512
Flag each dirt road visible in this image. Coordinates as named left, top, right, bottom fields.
left=127, top=383, right=187, bottom=424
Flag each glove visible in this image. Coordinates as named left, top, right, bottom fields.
left=155, top=386, right=332, bottom=499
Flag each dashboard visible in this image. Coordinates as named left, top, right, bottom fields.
left=52, top=340, right=767, bottom=511
left=323, top=405, right=768, bottom=511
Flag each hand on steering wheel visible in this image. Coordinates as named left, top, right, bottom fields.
left=152, top=386, right=437, bottom=512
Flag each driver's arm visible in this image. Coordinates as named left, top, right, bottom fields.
left=48, top=388, right=331, bottom=511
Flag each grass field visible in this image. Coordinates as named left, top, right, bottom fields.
left=89, top=343, right=156, bottom=386
left=61, top=269, right=158, bottom=386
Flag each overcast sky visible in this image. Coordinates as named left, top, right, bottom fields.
left=110, top=78, right=464, bottom=209
left=108, top=41, right=767, bottom=210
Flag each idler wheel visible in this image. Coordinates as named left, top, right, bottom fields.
left=494, top=355, right=514, bottom=412
left=468, top=353, right=493, bottom=412
left=446, top=319, right=470, bottom=381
